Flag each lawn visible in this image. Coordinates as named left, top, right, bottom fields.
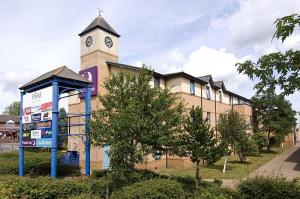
left=157, top=147, right=289, bottom=179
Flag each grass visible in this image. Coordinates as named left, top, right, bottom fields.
left=157, top=147, right=289, bottom=179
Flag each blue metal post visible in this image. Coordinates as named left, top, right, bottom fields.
left=51, top=81, right=59, bottom=178
left=19, top=91, right=24, bottom=176
left=85, top=86, right=91, bottom=176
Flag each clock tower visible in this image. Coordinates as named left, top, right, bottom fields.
left=79, top=14, right=120, bottom=95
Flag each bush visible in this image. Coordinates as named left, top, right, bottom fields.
left=236, top=136, right=259, bottom=162
left=111, top=179, right=184, bottom=199
left=0, top=176, right=90, bottom=199
left=252, top=131, right=268, bottom=151
left=91, top=169, right=109, bottom=178
left=0, top=151, right=80, bottom=177
left=197, top=185, right=233, bottom=199
left=237, top=175, right=300, bottom=199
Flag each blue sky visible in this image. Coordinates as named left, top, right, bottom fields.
left=0, top=0, right=299, bottom=121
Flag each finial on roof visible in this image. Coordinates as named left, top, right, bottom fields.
left=97, top=8, right=103, bottom=16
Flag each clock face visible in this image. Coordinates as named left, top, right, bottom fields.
left=104, top=36, right=113, bottom=48
left=85, top=36, right=93, bottom=47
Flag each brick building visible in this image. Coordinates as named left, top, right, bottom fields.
left=67, top=15, right=252, bottom=171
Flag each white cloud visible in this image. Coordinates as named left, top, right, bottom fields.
left=211, top=0, right=300, bottom=49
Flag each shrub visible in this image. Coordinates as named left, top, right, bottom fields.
left=252, top=131, right=268, bottom=151
left=91, top=169, right=109, bottom=178
left=236, top=136, right=259, bottom=162
left=111, top=179, right=184, bottom=199
left=237, top=175, right=300, bottom=199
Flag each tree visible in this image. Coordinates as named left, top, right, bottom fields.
left=58, top=107, right=68, bottom=149
left=251, top=94, right=296, bottom=151
left=178, top=106, right=221, bottom=190
left=273, top=13, right=300, bottom=43
left=91, top=66, right=185, bottom=176
left=217, top=110, right=249, bottom=168
left=3, top=101, right=20, bottom=115
left=237, top=14, right=300, bottom=96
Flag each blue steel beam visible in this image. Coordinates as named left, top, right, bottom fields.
left=51, top=81, right=59, bottom=178
left=85, top=86, right=91, bottom=176
left=19, top=91, right=24, bottom=176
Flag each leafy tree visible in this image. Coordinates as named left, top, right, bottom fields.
left=3, top=101, right=20, bottom=115
left=251, top=94, right=296, bottom=151
left=235, top=135, right=259, bottom=162
left=252, top=131, right=268, bottom=152
left=217, top=110, right=249, bottom=167
left=237, top=13, right=300, bottom=96
left=273, top=13, right=300, bottom=43
left=58, top=107, right=68, bottom=149
left=177, top=106, right=223, bottom=191
left=90, top=66, right=185, bottom=176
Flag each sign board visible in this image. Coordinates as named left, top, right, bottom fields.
left=79, top=66, right=98, bottom=96
left=22, top=86, right=53, bottom=147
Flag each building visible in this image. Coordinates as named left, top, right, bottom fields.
left=0, top=115, right=19, bottom=143
left=68, top=15, right=252, bottom=171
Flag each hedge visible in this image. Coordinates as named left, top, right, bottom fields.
left=237, top=175, right=300, bottom=199
left=0, top=176, right=111, bottom=199
left=111, top=179, right=185, bottom=199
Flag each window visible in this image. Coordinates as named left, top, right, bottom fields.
left=207, top=112, right=211, bottom=125
left=229, top=96, right=232, bottom=105
left=219, top=90, right=222, bottom=103
left=238, top=98, right=241, bottom=104
left=206, top=85, right=211, bottom=100
left=190, top=80, right=195, bottom=95
left=154, top=76, right=160, bottom=88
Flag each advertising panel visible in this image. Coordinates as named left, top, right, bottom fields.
left=21, top=86, right=53, bottom=148
left=79, top=66, right=98, bottom=96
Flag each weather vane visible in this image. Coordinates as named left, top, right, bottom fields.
left=97, top=8, right=103, bottom=16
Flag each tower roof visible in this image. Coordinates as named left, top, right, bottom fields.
left=79, top=16, right=120, bottom=37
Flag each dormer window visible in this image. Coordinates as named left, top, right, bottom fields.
left=190, top=80, right=195, bottom=95
left=219, top=90, right=222, bottom=103
left=206, top=85, right=211, bottom=100
left=154, top=76, right=160, bottom=88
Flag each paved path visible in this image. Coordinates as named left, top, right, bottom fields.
left=249, top=145, right=300, bottom=180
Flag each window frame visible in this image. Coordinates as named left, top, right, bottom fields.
left=190, top=80, right=195, bottom=95
left=206, top=85, right=211, bottom=100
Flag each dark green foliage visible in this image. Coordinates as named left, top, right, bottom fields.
left=235, top=136, right=259, bottom=162
left=218, top=110, right=253, bottom=163
left=58, top=107, right=68, bottom=149
left=238, top=175, right=300, bottom=199
left=91, top=66, right=185, bottom=175
left=0, top=151, right=80, bottom=177
left=252, top=131, right=268, bottom=152
left=110, top=179, right=185, bottom=199
left=274, top=13, right=300, bottom=43
left=3, top=101, right=20, bottom=115
left=237, top=14, right=300, bottom=96
left=251, top=94, right=296, bottom=151
left=178, top=106, right=225, bottom=190
left=0, top=176, right=90, bottom=199
left=196, top=184, right=233, bottom=199
left=91, top=169, right=109, bottom=178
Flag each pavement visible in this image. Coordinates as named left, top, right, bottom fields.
left=207, top=145, right=300, bottom=189
left=248, top=145, right=300, bottom=180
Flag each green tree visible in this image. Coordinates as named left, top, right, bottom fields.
left=3, top=101, right=20, bottom=115
left=273, top=13, right=300, bottom=43
left=217, top=110, right=249, bottom=168
left=91, top=66, right=185, bottom=176
left=237, top=14, right=300, bottom=96
left=58, top=107, right=68, bottom=149
left=178, top=106, right=223, bottom=191
left=251, top=94, right=296, bottom=151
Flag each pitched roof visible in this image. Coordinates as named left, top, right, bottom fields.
left=106, top=62, right=251, bottom=102
left=0, top=115, right=19, bottom=123
left=79, top=16, right=120, bottom=37
left=19, top=66, right=91, bottom=90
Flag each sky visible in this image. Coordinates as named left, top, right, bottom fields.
left=0, top=0, right=300, bottom=121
